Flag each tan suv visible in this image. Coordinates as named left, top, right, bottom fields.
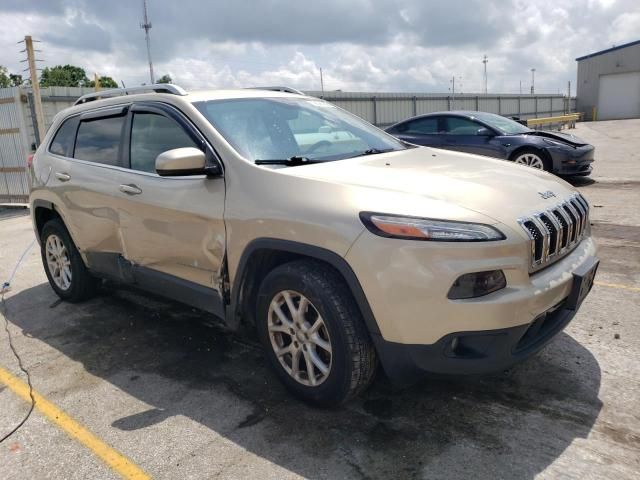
left=29, top=84, right=599, bottom=406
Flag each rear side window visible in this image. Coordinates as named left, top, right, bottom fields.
left=129, top=113, right=198, bottom=173
left=74, top=116, right=125, bottom=166
left=49, top=117, right=77, bottom=157
left=398, top=117, right=439, bottom=134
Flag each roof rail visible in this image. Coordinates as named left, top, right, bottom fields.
left=74, top=84, right=188, bottom=105
left=248, top=86, right=305, bottom=95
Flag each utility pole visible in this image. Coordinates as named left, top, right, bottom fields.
left=519, top=80, right=522, bottom=95
left=140, top=0, right=154, bottom=84
left=567, top=80, right=571, bottom=113
left=319, top=67, right=324, bottom=96
left=23, top=36, right=46, bottom=144
left=482, top=55, right=488, bottom=94
left=530, top=68, right=536, bottom=94
left=450, top=76, right=456, bottom=109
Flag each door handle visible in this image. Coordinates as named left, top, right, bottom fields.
left=55, top=172, right=71, bottom=182
left=119, top=184, right=142, bottom=195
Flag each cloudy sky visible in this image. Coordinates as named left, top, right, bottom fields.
left=1, top=0, right=638, bottom=94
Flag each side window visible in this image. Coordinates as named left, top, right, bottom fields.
left=444, top=117, right=484, bottom=135
left=398, top=117, right=439, bottom=134
left=130, top=113, right=198, bottom=173
left=49, top=117, right=77, bottom=157
left=74, top=116, right=125, bottom=166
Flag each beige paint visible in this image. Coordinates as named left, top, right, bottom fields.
left=30, top=89, right=598, bottom=347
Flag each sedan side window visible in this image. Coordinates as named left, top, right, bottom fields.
left=130, top=112, right=199, bottom=173
left=444, top=117, right=485, bottom=135
left=399, top=117, right=439, bottom=135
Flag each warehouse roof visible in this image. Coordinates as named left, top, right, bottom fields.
left=576, top=39, right=640, bottom=61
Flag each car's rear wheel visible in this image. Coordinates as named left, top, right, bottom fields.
left=40, top=219, right=99, bottom=302
left=511, top=149, right=549, bottom=171
left=256, top=260, right=377, bottom=407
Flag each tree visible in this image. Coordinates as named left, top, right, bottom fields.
left=40, top=64, right=89, bottom=87
left=0, top=67, right=25, bottom=88
left=0, top=66, right=10, bottom=88
left=156, top=74, right=172, bottom=84
left=88, top=76, right=118, bottom=89
left=10, top=74, right=23, bottom=87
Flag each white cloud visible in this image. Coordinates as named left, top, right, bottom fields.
left=0, top=0, right=638, bottom=93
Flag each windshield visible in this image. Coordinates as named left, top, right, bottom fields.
left=471, top=112, right=532, bottom=135
left=193, top=97, right=407, bottom=162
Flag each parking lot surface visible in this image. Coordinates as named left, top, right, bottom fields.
left=1, top=119, right=639, bottom=479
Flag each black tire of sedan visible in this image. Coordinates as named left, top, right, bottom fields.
left=256, top=260, right=377, bottom=407
left=40, top=219, right=99, bottom=302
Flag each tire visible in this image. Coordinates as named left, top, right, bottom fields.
left=510, top=148, right=550, bottom=171
left=40, top=218, right=99, bottom=302
left=256, top=260, right=377, bottom=407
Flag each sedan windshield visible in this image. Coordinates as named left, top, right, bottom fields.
left=193, top=97, right=407, bottom=163
left=471, top=112, right=532, bottom=135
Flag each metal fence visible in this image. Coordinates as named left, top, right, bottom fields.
left=305, top=91, right=576, bottom=127
left=0, top=86, right=92, bottom=203
left=0, top=86, right=576, bottom=203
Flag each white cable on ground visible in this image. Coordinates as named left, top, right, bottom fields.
left=1, top=238, right=37, bottom=443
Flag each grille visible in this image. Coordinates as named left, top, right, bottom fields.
left=518, top=193, right=590, bottom=273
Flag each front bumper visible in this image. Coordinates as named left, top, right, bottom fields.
left=549, top=144, right=595, bottom=176
left=346, top=227, right=598, bottom=380
left=372, top=301, right=575, bottom=380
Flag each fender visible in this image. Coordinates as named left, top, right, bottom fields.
left=229, top=238, right=382, bottom=337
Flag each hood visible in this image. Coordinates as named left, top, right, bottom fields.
left=523, top=130, right=589, bottom=146
left=280, top=147, right=577, bottom=226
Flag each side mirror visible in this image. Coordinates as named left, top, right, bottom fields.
left=477, top=127, right=494, bottom=137
left=156, top=147, right=206, bottom=176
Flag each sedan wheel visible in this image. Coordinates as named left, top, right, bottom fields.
left=268, top=290, right=332, bottom=387
left=513, top=152, right=545, bottom=170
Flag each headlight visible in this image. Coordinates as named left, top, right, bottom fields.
left=543, top=138, right=569, bottom=147
left=359, top=213, right=505, bottom=241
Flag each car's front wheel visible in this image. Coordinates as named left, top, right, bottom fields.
left=40, top=219, right=99, bottom=302
left=256, top=260, right=377, bottom=407
left=511, top=148, right=550, bottom=171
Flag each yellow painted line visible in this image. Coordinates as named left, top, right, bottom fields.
left=595, top=281, right=640, bottom=292
left=0, top=366, right=150, bottom=480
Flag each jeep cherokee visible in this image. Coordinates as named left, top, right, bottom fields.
left=29, top=84, right=599, bottom=406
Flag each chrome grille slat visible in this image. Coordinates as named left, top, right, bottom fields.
left=571, top=198, right=587, bottom=236
left=542, top=211, right=562, bottom=256
left=518, top=194, right=590, bottom=273
left=562, top=202, right=578, bottom=244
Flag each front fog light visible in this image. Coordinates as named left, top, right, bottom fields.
left=447, top=270, right=506, bottom=299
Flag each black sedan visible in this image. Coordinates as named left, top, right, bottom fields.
left=385, top=111, right=594, bottom=176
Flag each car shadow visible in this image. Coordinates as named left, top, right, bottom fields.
left=563, top=176, right=596, bottom=187
left=5, top=283, right=602, bottom=479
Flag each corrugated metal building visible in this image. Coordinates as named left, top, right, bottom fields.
left=576, top=39, right=640, bottom=121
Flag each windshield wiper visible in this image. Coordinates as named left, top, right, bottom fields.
left=347, top=148, right=394, bottom=158
left=254, top=156, right=325, bottom=166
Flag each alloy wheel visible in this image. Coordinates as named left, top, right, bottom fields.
left=267, top=290, right=332, bottom=386
left=45, top=234, right=72, bottom=290
left=514, top=152, right=545, bottom=169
